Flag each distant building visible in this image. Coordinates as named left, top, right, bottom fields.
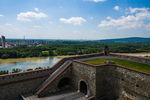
left=1, top=35, right=6, bottom=48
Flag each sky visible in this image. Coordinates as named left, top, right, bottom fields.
left=0, top=0, right=150, bottom=40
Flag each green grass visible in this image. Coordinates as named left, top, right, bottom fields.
left=83, top=58, right=150, bottom=73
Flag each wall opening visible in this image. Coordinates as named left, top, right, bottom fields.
left=80, top=81, right=88, bottom=95
left=57, top=77, right=70, bottom=90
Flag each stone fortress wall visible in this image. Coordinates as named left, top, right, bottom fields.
left=72, top=61, right=96, bottom=98
left=0, top=52, right=150, bottom=100
left=73, top=60, right=150, bottom=100
left=0, top=68, right=52, bottom=100
left=0, top=57, right=70, bottom=100
left=0, top=53, right=102, bottom=100
left=96, top=64, right=150, bottom=100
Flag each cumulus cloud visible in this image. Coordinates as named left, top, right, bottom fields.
left=60, top=17, right=86, bottom=26
left=114, top=6, right=119, bottom=11
left=17, top=8, right=47, bottom=22
left=98, top=7, right=150, bottom=30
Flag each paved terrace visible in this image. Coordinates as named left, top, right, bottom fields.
left=23, top=90, right=86, bottom=100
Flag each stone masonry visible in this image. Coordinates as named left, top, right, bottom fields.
left=0, top=52, right=150, bottom=100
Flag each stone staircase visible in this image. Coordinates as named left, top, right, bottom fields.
left=21, top=60, right=72, bottom=100
left=35, top=60, right=72, bottom=95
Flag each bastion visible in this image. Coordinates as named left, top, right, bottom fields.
left=0, top=52, right=150, bottom=100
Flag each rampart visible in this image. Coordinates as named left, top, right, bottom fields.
left=73, top=60, right=150, bottom=100
left=72, top=61, right=96, bottom=98
left=0, top=53, right=103, bottom=100
left=0, top=68, right=52, bottom=100
left=0, top=52, right=150, bottom=100
left=96, top=64, right=150, bottom=100
left=110, top=53, right=150, bottom=65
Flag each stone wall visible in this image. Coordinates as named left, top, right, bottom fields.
left=72, top=61, right=96, bottom=97
left=0, top=53, right=103, bottom=100
left=0, top=68, right=53, bottom=100
left=1, top=52, right=150, bottom=100
left=96, top=65, right=120, bottom=100
left=0, top=57, right=71, bottom=100
left=38, top=65, right=72, bottom=97
left=110, top=53, right=150, bottom=65
left=96, top=64, right=150, bottom=100
left=115, top=65, right=150, bottom=100
left=72, top=59, right=150, bottom=100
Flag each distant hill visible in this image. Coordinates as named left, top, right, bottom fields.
left=98, top=37, right=150, bottom=43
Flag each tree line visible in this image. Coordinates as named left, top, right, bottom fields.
left=0, top=41, right=150, bottom=59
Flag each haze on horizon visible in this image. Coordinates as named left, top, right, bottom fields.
left=0, top=0, right=150, bottom=40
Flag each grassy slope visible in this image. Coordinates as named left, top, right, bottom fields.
left=83, top=58, right=150, bottom=73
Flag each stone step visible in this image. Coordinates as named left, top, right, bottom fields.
left=35, top=60, right=72, bottom=95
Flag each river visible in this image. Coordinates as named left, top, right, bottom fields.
left=0, top=57, right=60, bottom=72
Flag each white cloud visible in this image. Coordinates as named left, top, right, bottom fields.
left=17, top=9, right=47, bottom=22
left=129, top=7, right=149, bottom=13
left=0, top=14, right=3, bottom=17
left=98, top=7, right=150, bottom=30
left=114, top=6, right=119, bottom=11
left=34, top=8, right=39, bottom=12
left=85, top=0, right=106, bottom=2
left=106, top=16, right=112, bottom=20
left=60, top=17, right=86, bottom=26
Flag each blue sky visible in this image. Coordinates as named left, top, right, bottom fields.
left=0, top=0, right=150, bottom=40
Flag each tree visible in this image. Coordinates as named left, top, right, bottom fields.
left=1, top=54, right=9, bottom=59
left=0, top=70, right=9, bottom=75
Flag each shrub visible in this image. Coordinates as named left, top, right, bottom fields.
left=12, top=68, right=21, bottom=73
left=26, top=68, right=33, bottom=71
left=35, top=67, right=42, bottom=70
left=0, top=70, right=9, bottom=75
